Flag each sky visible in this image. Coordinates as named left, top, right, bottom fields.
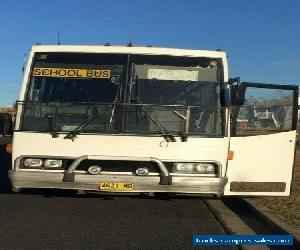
left=0, top=0, right=299, bottom=106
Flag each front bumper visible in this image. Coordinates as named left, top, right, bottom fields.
left=9, top=170, right=227, bottom=194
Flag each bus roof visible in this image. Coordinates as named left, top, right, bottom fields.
left=31, top=45, right=227, bottom=59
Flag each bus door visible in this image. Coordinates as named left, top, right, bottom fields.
left=224, top=83, right=298, bottom=196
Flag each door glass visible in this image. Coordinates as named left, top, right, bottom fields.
left=234, top=87, right=294, bottom=136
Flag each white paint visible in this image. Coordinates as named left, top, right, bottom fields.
left=224, top=130, right=296, bottom=196
left=12, top=133, right=230, bottom=176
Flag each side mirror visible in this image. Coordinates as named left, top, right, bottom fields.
left=0, top=113, right=13, bottom=136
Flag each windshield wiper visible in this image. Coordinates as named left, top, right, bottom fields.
left=64, top=107, right=99, bottom=141
left=129, top=69, right=176, bottom=142
left=108, top=77, right=122, bottom=124
left=64, top=118, right=92, bottom=141
left=172, top=106, right=191, bottom=141
left=132, top=98, right=176, bottom=142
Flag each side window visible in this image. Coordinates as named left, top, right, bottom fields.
left=232, top=86, right=296, bottom=136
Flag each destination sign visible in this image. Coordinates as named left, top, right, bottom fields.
left=32, top=67, right=111, bottom=79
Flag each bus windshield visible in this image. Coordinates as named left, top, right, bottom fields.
left=20, top=52, right=224, bottom=137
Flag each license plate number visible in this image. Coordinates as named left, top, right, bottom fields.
left=99, top=182, right=134, bottom=191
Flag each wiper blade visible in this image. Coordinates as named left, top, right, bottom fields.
left=64, top=127, right=82, bottom=141
left=163, top=134, right=177, bottom=142
left=64, top=120, right=90, bottom=141
left=172, top=106, right=191, bottom=141
left=129, top=66, right=175, bottom=142
left=132, top=98, right=176, bottom=142
left=64, top=107, right=98, bottom=141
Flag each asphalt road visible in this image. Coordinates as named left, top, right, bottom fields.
left=0, top=137, right=233, bottom=250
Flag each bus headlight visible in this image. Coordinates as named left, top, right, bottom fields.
left=23, top=158, right=43, bottom=168
left=173, top=163, right=216, bottom=174
left=44, top=159, right=63, bottom=168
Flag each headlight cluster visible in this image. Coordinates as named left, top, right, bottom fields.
left=23, top=158, right=63, bottom=169
left=173, top=163, right=216, bottom=175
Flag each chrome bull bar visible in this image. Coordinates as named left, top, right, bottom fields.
left=62, top=155, right=172, bottom=185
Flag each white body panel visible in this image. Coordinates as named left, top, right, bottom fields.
left=224, top=131, right=297, bottom=196
left=12, top=133, right=229, bottom=175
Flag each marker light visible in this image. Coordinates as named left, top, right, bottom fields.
left=24, top=158, right=43, bottom=168
left=135, top=167, right=149, bottom=176
left=44, top=159, right=63, bottom=168
left=6, top=144, right=12, bottom=154
left=227, top=151, right=234, bottom=160
left=88, top=165, right=102, bottom=175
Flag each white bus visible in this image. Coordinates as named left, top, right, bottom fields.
left=8, top=45, right=298, bottom=196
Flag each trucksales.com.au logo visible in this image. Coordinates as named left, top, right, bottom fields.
left=192, top=235, right=293, bottom=246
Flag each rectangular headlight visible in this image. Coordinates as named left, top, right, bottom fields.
left=173, top=163, right=216, bottom=174
left=23, top=158, right=43, bottom=168
left=44, top=159, right=63, bottom=168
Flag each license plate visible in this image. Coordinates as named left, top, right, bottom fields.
left=99, top=182, right=134, bottom=191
